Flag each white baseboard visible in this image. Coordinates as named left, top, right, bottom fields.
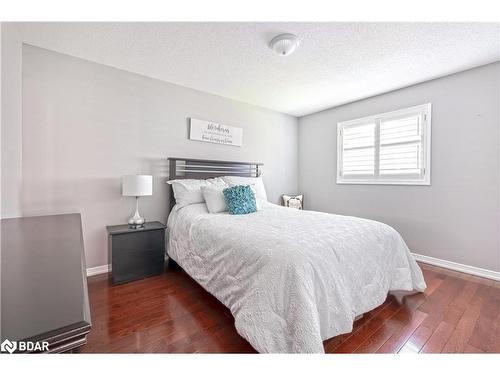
left=86, top=264, right=110, bottom=277
left=412, top=253, right=500, bottom=282
left=86, top=255, right=169, bottom=277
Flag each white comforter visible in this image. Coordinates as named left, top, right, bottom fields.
left=167, top=203, right=426, bottom=353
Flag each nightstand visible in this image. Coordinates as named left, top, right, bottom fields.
left=106, top=221, right=167, bottom=284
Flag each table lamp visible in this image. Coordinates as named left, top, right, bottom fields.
left=122, top=175, right=153, bottom=228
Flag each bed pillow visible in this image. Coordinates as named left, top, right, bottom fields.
left=223, top=185, right=257, bottom=215
left=201, top=184, right=228, bottom=213
left=222, top=176, right=268, bottom=201
left=167, top=177, right=225, bottom=209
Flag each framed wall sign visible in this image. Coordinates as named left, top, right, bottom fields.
left=189, top=118, right=243, bottom=147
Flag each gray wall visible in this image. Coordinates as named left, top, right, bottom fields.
left=22, top=45, right=298, bottom=268
left=8, top=41, right=500, bottom=273
left=299, top=62, right=500, bottom=272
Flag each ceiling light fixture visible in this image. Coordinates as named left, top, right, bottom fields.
left=269, top=33, right=300, bottom=56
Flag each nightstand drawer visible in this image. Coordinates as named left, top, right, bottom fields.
left=112, top=229, right=164, bottom=253
left=112, top=247, right=164, bottom=284
left=107, top=222, right=167, bottom=285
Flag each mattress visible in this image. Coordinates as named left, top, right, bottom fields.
left=167, top=202, right=426, bottom=353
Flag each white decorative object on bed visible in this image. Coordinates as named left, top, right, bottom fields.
left=189, top=118, right=243, bottom=147
left=282, top=194, right=303, bottom=210
left=200, top=184, right=228, bottom=213
left=222, top=175, right=268, bottom=201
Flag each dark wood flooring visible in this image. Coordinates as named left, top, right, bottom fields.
left=81, top=263, right=500, bottom=353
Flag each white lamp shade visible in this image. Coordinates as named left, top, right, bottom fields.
left=122, top=175, right=153, bottom=196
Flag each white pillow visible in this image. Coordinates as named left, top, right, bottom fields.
left=201, top=184, right=228, bottom=213
left=247, top=185, right=262, bottom=211
left=222, top=176, right=268, bottom=201
left=167, top=177, right=225, bottom=209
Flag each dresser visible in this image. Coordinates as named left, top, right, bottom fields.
left=0, top=214, right=91, bottom=353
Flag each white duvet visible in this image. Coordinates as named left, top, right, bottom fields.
left=167, top=203, right=426, bottom=353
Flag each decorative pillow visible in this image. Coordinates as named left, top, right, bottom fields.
left=282, top=194, right=303, bottom=210
left=222, top=176, right=268, bottom=201
left=167, top=177, right=225, bottom=210
left=223, top=185, right=257, bottom=215
left=225, top=183, right=262, bottom=210
left=201, top=184, right=228, bottom=213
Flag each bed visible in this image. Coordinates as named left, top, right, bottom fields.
left=166, top=158, right=426, bottom=353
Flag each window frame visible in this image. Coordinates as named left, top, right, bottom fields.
left=336, top=103, right=431, bottom=186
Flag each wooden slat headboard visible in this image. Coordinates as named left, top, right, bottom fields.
left=167, top=157, right=263, bottom=214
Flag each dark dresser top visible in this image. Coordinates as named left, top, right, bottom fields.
left=106, top=221, right=166, bottom=235
left=1, top=213, right=91, bottom=342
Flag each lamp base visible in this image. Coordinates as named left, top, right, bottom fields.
left=128, top=225, right=144, bottom=229
left=128, top=197, right=145, bottom=229
left=128, top=222, right=145, bottom=229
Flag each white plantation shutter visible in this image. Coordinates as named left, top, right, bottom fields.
left=341, top=122, right=375, bottom=176
left=337, top=104, right=431, bottom=185
left=379, top=115, right=423, bottom=176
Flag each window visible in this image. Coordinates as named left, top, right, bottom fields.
left=337, top=103, right=431, bottom=185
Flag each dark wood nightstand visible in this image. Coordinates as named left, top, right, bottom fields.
left=106, top=221, right=167, bottom=285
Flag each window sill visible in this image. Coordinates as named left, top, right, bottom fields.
left=336, top=180, right=431, bottom=186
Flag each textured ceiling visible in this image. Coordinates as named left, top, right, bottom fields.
left=16, top=22, right=500, bottom=116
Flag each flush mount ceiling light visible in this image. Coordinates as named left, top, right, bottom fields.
left=269, top=33, right=300, bottom=56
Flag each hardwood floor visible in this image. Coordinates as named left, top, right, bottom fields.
left=81, top=263, right=499, bottom=353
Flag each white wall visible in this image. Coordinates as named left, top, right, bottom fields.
left=1, top=23, right=23, bottom=218
left=22, top=45, right=298, bottom=268
left=299, top=63, right=500, bottom=272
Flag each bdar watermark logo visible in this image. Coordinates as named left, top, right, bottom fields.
left=1, top=339, right=48, bottom=353
left=1, top=339, right=17, bottom=354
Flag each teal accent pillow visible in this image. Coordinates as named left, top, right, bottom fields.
left=223, top=185, right=257, bottom=215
